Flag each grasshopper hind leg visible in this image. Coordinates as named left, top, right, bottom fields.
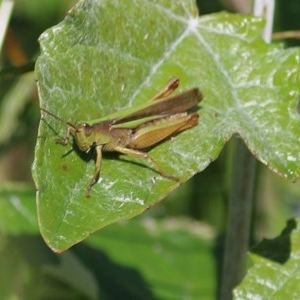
left=151, top=77, right=179, bottom=101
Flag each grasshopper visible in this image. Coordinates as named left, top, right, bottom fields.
left=40, top=78, right=202, bottom=197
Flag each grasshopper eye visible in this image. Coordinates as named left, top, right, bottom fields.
left=82, top=123, right=92, bottom=136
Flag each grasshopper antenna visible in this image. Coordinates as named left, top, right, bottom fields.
left=40, top=107, right=76, bottom=129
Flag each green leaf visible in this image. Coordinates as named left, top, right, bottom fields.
left=234, top=219, right=300, bottom=299
left=33, top=0, right=300, bottom=251
left=0, top=184, right=38, bottom=235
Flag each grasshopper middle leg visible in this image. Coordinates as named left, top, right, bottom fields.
left=114, top=146, right=179, bottom=182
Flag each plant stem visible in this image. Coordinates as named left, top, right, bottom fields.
left=220, top=1, right=274, bottom=298
left=253, top=0, right=274, bottom=42
left=220, top=137, right=256, bottom=300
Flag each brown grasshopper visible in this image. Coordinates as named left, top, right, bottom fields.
left=41, top=78, right=202, bottom=196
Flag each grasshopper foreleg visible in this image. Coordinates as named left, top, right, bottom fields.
left=86, top=145, right=103, bottom=197
left=56, top=126, right=72, bottom=146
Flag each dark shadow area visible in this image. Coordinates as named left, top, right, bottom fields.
left=8, top=235, right=156, bottom=299
left=11, top=235, right=60, bottom=267
left=72, top=242, right=156, bottom=300
left=250, top=218, right=297, bottom=264
left=277, top=0, right=300, bottom=47
left=196, top=0, right=223, bottom=14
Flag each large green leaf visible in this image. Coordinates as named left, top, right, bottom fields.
left=33, top=0, right=300, bottom=251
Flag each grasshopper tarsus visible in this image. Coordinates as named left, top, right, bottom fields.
left=156, top=173, right=180, bottom=183
left=86, top=185, right=92, bottom=198
left=85, top=175, right=97, bottom=198
left=55, top=137, right=68, bottom=146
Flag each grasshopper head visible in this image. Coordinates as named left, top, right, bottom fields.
left=72, top=123, right=95, bottom=152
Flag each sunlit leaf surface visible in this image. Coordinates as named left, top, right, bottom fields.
left=33, top=0, right=300, bottom=251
